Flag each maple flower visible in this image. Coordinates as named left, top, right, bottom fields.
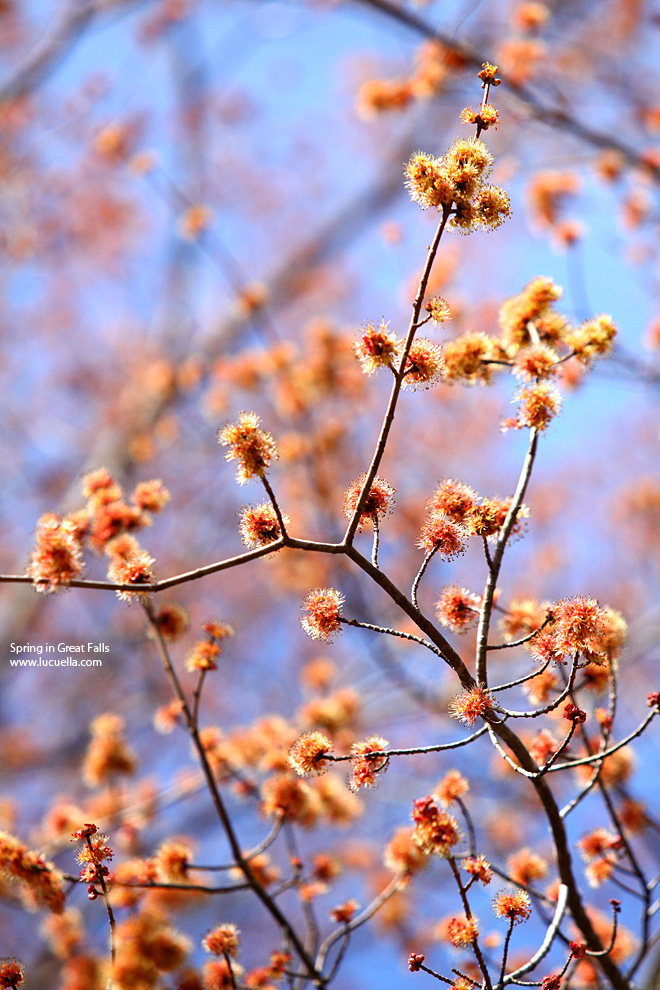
left=154, top=839, right=192, bottom=882
left=514, top=344, right=560, bottom=381
left=553, top=595, right=606, bottom=658
left=203, top=958, right=245, bottom=990
left=401, top=338, right=445, bottom=389
left=425, top=296, right=452, bottom=325
left=0, top=959, right=24, bottom=989
left=507, top=848, right=548, bottom=886
left=478, top=62, right=501, bottom=87
left=404, top=152, right=454, bottom=210
left=418, top=512, right=466, bottom=557
left=151, top=603, right=190, bottom=642
left=565, top=315, right=617, bottom=366
left=447, top=915, right=479, bottom=947
left=408, top=953, right=425, bottom=972
left=330, top=899, right=359, bottom=924
left=509, top=382, right=562, bottom=431
left=26, top=513, right=85, bottom=593
left=435, top=586, right=481, bottom=634
left=107, top=549, right=154, bottom=602
left=349, top=736, right=389, bottom=790
left=238, top=503, right=288, bottom=547
left=541, top=975, right=562, bottom=990
left=462, top=854, right=493, bottom=885
left=131, top=479, right=170, bottom=513
left=473, top=185, right=511, bottom=230
left=217, top=412, right=278, bottom=485
left=300, top=588, right=344, bottom=641
left=434, top=769, right=469, bottom=807
left=384, top=827, right=427, bottom=876
left=563, top=702, right=587, bottom=723
left=0, top=831, right=65, bottom=913
left=288, top=732, right=334, bottom=777
left=353, top=321, right=399, bottom=374
left=460, top=103, right=499, bottom=130
left=442, top=331, right=496, bottom=384
left=203, top=923, right=240, bottom=958
left=449, top=686, right=493, bottom=726
left=186, top=640, right=221, bottom=672
left=492, top=888, right=532, bottom=924
left=343, top=474, right=395, bottom=527
left=411, top=795, right=460, bottom=857
left=429, top=479, right=478, bottom=523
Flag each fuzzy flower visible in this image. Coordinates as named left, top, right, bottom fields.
left=411, top=796, right=460, bottom=857
left=353, top=321, right=399, bottom=374
left=435, top=586, right=481, bottom=634
left=442, top=332, right=496, bottom=384
left=288, top=732, right=334, bottom=777
left=508, top=382, right=562, bottom=432
left=26, top=514, right=85, bottom=593
left=444, top=138, right=494, bottom=188
left=417, top=512, right=466, bottom=558
left=330, top=899, right=359, bottom=924
left=203, top=958, right=245, bottom=990
left=401, top=338, right=445, bottom=389
left=238, top=504, right=288, bottom=547
left=468, top=496, right=529, bottom=540
left=217, top=412, right=278, bottom=485
left=107, top=549, right=154, bottom=602
left=82, top=713, right=137, bottom=787
left=425, top=296, right=452, bottom=325
left=460, top=103, right=499, bottom=130
left=300, top=588, right=344, bottom=641
left=343, top=474, right=395, bottom=526
left=349, top=736, right=389, bottom=791
left=448, top=686, right=493, bottom=726
left=384, top=827, right=428, bottom=876
left=82, top=468, right=122, bottom=503
left=434, top=769, right=469, bottom=807
left=552, top=595, right=606, bottom=658
left=498, top=276, right=564, bottom=352
left=185, top=640, right=221, bottom=673
left=478, top=62, right=501, bottom=87
left=447, top=916, right=479, bottom=947
left=473, top=185, right=511, bottom=230
left=0, top=959, right=24, bottom=989
left=565, top=315, right=616, bottom=366
left=462, top=854, right=492, bottom=885
left=514, top=344, right=559, bottom=381
left=151, top=603, right=190, bottom=642
left=131, top=479, right=170, bottom=513
left=429, top=479, right=478, bottom=524
left=507, top=848, right=548, bottom=886
left=404, top=152, right=454, bottom=210
left=204, top=620, right=235, bottom=640
left=492, top=888, right=532, bottom=924
left=203, top=923, right=240, bottom=958
left=0, top=832, right=65, bottom=914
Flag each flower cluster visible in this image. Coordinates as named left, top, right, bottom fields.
left=404, top=134, right=511, bottom=235
left=288, top=731, right=334, bottom=777
left=410, top=795, right=460, bottom=857
left=343, top=474, right=395, bottom=527
left=0, top=959, right=24, bottom=990
left=0, top=831, right=65, bottom=914
left=435, top=587, right=481, bottom=634
left=239, top=503, right=289, bottom=547
left=82, top=712, right=137, bottom=787
left=72, top=825, right=113, bottom=890
left=353, top=321, right=399, bottom=375
left=202, top=923, right=240, bottom=957
left=349, top=736, right=389, bottom=791
left=300, top=588, right=344, bottom=641
left=26, top=513, right=85, bottom=593
left=448, top=686, right=493, bottom=726
left=492, top=887, right=532, bottom=924
left=217, top=411, right=278, bottom=484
